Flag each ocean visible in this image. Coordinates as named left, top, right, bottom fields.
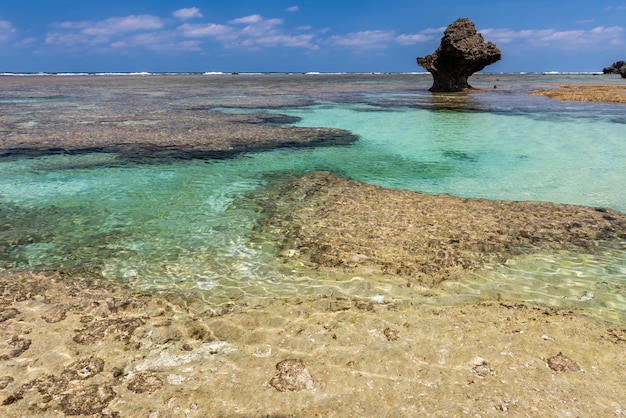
left=0, top=73, right=624, bottom=323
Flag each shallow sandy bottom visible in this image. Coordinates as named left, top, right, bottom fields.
left=1, top=270, right=625, bottom=417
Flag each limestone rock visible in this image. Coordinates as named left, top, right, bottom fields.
left=417, top=18, right=501, bottom=92
left=269, top=359, right=315, bottom=392
left=602, top=60, right=625, bottom=74
left=547, top=352, right=581, bottom=372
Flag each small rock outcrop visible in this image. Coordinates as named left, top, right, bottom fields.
left=603, top=61, right=626, bottom=78
left=269, top=359, right=315, bottom=392
left=417, top=18, right=502, bottom=92
left=602, top=60, right=625, bottom=74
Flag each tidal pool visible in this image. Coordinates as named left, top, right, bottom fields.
left=0, top=74, right=624, bottom=323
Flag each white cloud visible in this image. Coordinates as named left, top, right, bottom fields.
left=0, top=20, right=16, bottom=41
left=178, top=23, right=233, bottom=38
left=49, top=14, right=165, bottom=46
left=252, top=33, right=316, bottom=49
left=240, top=18, right=283, bottom=37
left=45, top=9, right=462, bottom=55
left=478, top=28, right=529, bottom=44
left=285, top=6, right=299, bottom=12
left=46, top=14, right=166, bottom=48
left=173, top=7, right=203, bottom=20
left=14, top=37, right=37, bottom=48
left=421, top=26, right=447, bottom=35
left=328, top=30, right=395, bottom=49
left=45, top=32, right=91, bottom=47
left=480, top=25, right=624, bottom=49
left=590, top=25, right=623, bottom=35
left=113, top=32, right=203, bottom=52
left=178, top=14, right=317, bottom=50
left=82, top=15, right=164, bottom=36
left=226, top=15, right=285, bottom=40
left=230, top=15, right=264, bottom=25
left=396, top=33, right=435, bottom=45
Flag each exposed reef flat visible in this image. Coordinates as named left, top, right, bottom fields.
left=531, top=84, right=626, bottom=104
left=0, top=75, right=365, bottom=160
left=1, top=270, right=625, bottom=416
left=0, top=109, right=358, bottom=160
left=258, top=171, right=626, bottom=286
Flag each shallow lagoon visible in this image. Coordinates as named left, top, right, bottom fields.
left=0, top=73, right=624, bottom=323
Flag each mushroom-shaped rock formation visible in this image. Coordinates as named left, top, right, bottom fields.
left=417, top=18, right=502, bottom=92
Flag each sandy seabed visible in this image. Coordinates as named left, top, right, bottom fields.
left=0, top=75, right=625, bottom=416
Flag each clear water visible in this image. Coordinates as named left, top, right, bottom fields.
left=0, top=75, right=624, bottom=322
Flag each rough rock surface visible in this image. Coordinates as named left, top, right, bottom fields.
left=546, top=352, right=581, bottom=372
left=417, top=18, right=502, bottom=92
left=1, top=269, right=625, bottom=416
left=0, top=75, right=360, bottom=161
left=258, top=171, right=626, bottom=286
left=269, top=359, right=315, bottom=392
left=602, top=60, right=626, bottom=76
left=531, top=84, right=626, bottom=104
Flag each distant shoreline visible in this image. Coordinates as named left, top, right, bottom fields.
left=0, top=71, right=610, bottom=77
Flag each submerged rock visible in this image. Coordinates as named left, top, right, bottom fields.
left=269, top=359, right=315, bottom=392
left=4, top=356, right=113, bottom=415
left=547, top=352, right=581, bottom=372
left=126, top=371, right=163, bottom=394
left=258, top=171, right=626, bottom=286
left=417, top=18, right=502, bottom=92
left=0, top=337, right=31, bottom=360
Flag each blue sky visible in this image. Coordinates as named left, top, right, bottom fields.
left=0, top=1, right=624, bottom=73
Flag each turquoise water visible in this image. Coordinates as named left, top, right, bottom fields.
left=0, top=77, right=625, bottom=321
left=285, top=103, right=625, bottom=209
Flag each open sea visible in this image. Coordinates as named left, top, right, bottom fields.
left=1, top=73, right=625, bottom=323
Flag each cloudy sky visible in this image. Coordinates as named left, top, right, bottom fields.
left=0, top=0, right=624, bottom=73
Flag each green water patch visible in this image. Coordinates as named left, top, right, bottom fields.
left=0, top=202, right=126, bottom=272
left=279, top=104, right=626, bottom=212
